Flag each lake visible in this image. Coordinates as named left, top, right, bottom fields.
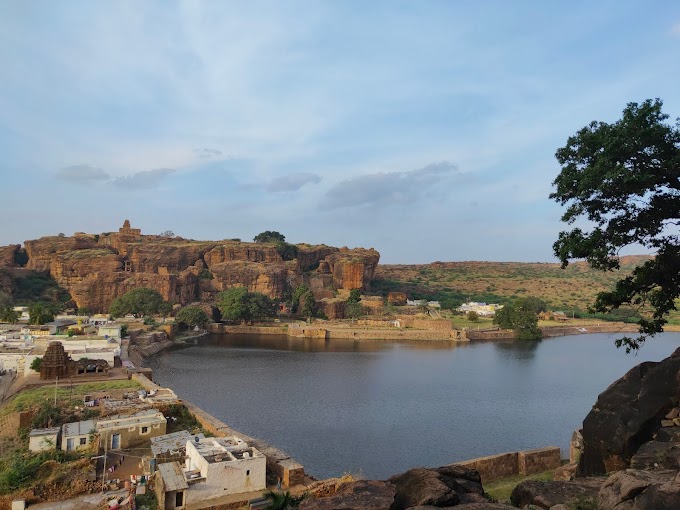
left=145, top=332, right=680, bottom=479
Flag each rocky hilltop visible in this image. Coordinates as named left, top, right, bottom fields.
left=0, top=220, right=380, bottom=312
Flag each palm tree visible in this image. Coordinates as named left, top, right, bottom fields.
left=262, top=490, right=306, bottom=510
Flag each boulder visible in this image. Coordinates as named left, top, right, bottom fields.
left=389, top=465, right=484, bottom=510
left=510, top=479, right=604, bottom=509
left=630, top=441, right=680, bottom=470
left=553, top=463, right=578, bottom=481
left=598, top=469, right=680, bottom=510
left=656, top=427, right=680, bottom=442
left=299, top=480, right=396, bottom=510
left=578, top=346, right=680, bottom=476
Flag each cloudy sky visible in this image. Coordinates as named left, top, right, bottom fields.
left=1, top=1, right=679, bottom=263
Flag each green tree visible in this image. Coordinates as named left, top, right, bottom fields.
left=253, top=231, right=286, bottom=243
left=216, top=287, right=248, bottom=321
left=0, top=306, right=18, bottom=324
left=347, top=289, right=361, bottom=304
left=300, top=292, right=316, bottom=319
left=493, top=298, right=541, bottom=340
left=30, top=357, right=42, bottom=372
left=346, top=301, right=363, bottom=321
left=466, top=311, right=479, bottom=322
left=216, top=288, right=276, bottom=322
left=275, top=242, right=298, bottom=261
left=109, top=287, right=168, bottom=318
left=28, top=302, right=55, bottom=325
left=0, top=291, right=12, bottom=308
left=262, top=490, right=306, bottom=510
left=551, top=99, right=680, bottom=351
left=291, top=284, right=310, bottom=313
left=176, top=306, right=209, bottom=329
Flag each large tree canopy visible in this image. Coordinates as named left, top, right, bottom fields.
left=109, top=287, right=170, bottom=318
left=551, top=98, right=680, bottom=351
left=253, top=231, right=286, bottom=243
left=493, top=298, right=541, bottom=340
left=216, top=288, right=277, bottom=322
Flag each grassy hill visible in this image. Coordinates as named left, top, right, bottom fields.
left=371, top=255, right=671, bottom=323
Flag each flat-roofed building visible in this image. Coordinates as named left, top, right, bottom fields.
left=96, top=409, right=167, bottom=450
left=61, top=420, right=95, bottom=451
left=29, top=427, right=60, bottom=452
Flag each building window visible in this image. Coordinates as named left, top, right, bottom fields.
left=80, top=437, right=87, bottom=446
left=141, top=427, right=149, bottom=434
left=246, top=470, right=250, bottom=476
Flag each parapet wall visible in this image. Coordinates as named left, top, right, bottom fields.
left=453, top=446, right=561, bottom=483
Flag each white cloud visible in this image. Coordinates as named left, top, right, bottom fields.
left=112, top=168, right=176, bottom=189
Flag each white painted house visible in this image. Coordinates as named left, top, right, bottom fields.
left=61, top=420, right=96, bottom=451
left=184, top=437, right=266, bottom=499
left=29, top=427, right=60, bottom=452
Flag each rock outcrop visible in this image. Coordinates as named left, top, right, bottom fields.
left=0, top=221, right=380, bottom=312
left=597, top=469, right=680, bottom=510
left=577, top=346, right=680, bottom=476
left=510, top=478, right=604, bottom=509
left=299, top=465, right=496, bottom=510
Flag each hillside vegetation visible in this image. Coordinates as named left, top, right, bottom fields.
left=372, top=255, right=676, bottom=322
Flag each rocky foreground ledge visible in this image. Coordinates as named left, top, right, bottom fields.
left=299, top=346, right=680, bottom=510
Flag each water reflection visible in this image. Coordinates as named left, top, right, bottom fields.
left=493, top=339, right=541, bottom=361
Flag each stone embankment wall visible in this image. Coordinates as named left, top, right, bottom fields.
left=0, top=411, right=31, bottom=438
left=288, top=325, right=468, bottom=342
left=453, top=446, right=561, bottom=483
left=209, top=324, right=288, bottom=335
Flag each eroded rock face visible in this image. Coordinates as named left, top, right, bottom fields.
left=0, top=245, right=19, bottom=267
left=299, top=480, right=396, bottom=510
left=578, top=346, right=680, bottom=476
left=598, top=469, right=680, bottom=510
left=0, top=224, right=380, bottom=312
left=510, top=478, right=604, bottom=509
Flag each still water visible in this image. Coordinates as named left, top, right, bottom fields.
left=146, top=332, right=680, bottom=479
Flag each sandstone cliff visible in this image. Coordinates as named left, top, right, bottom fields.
left=0, top=221, right=380, bottom=312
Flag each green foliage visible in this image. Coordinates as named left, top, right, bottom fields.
left=466, top=311, right=479, bottom=322
left=0, top=291, right=12, bottom=308
left=300, top=292, right=316, bottom=319
left=109, top=287, right=168, bottom=318
left=76, top=307, right=92, bottom=316
left=0, top=449, right=80, bottom=493
left=262, top=490, right=307, bottom=510
left=31, top=400, right=62, bottom=428
left=120, top=325, right=128, bottom=337
left=30, top=357, right=42, bottom=372
left=253, top=231, right=286, bottom=243
left=198, top=268, right=213, bottom=280
left=348, top=289, right=361, bottom=304
left=175, top=306, right=209, bottom=329
left=135, top=491, right=159, bottom=510
left=216, top=288, right=276, bottom=322
left=551, top=98, right=680, bottom=351
left=493, top=298, right=542, bottom=340
left=12, top=272, right=71, bottom=305
left=162, top=404, right=205, bottom=435
left=275, top=241, right=298, bottom=261
left=67, top=329, right=75, bottom=337
left=28, top=302, right=56, bottom=325
left=13, top=250, right=28, bottom=267
left=346, top=301, right=363, bottom=320
left=0, top=306, right=18, bottom=324
left=291, top=284, right=310, bottom=314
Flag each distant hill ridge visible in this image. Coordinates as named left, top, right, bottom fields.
left=0, top=220, right=380, bottom=313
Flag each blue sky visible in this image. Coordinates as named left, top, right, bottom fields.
left=1, top=1, right=680, bottom=263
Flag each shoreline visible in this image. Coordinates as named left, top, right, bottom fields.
left=206, top=320, right=645, bottom=343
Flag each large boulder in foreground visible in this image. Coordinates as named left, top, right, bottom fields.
left=510, top=478, right=604, bottom=509
left=388, top=465, right=484, bottom=509
left=598, top=469, right=680, bottom=510
left=578, top=346, right=680, bottom=476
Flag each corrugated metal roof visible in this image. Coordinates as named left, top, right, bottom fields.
left=62, top=420, right=96, bottom=437
left=158, top=462, right=188, bottom=491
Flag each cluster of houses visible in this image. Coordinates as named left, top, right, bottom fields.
left=0, top=314, right=123, bottom=377
left=456, top=302, right=503, bottom=317
left=28, top=403, right=267, bottom=508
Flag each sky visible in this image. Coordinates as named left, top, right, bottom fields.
left=1, top=1, right=680, bottom=263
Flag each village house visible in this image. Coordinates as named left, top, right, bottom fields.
left=29, top=427, right=60, bottom=452
left=151, top=431, right=205, bottom=465
left=96, top=409, right=167, bottom=450
left=456, top=302, right=502, bottom=317
left=98, top=323, right=122, bottom=340
left=155, top=436, right=266, bottom=508
left=61, top=419, right=96, bottom=451
left=45, top=319, right=77, bottom=335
